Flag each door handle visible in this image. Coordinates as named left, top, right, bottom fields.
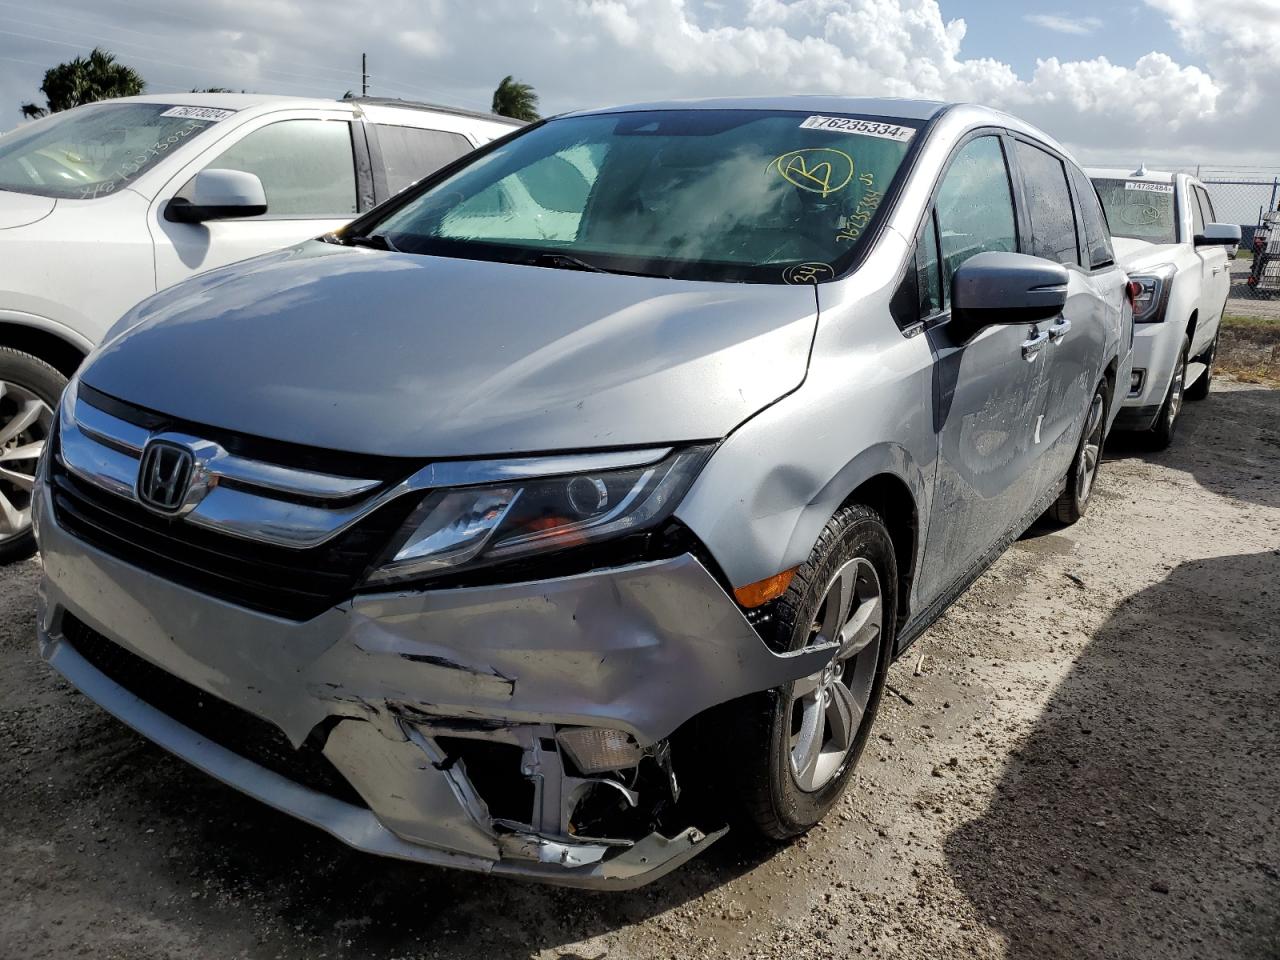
left=1021, top=329, right=1049, bottom=361
left=1048, top=317, right=1072, bottom=343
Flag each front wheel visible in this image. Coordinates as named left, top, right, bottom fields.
left=734, top=504, right=897, bottom=840
left=1048, top=383, right=1107, bottom=526
left=1184, top=330, right=1217, bottom=402
left=0, top=347, right=64, bottom=565
left=1147, top=337, right=1189, bottom=449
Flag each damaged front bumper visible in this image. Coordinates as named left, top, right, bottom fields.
left=36, top=484, right=831, bottom=888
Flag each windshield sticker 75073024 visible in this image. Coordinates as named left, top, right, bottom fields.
left=799, top=116, right=915, bottom=142
left=160, top=105, right=235, bottom=122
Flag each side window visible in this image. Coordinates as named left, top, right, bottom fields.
left=178, top=119, right=356, bottom=217
left=916, top=212, right=942, bottom=315
left=1189, top=183, right=1205, bottom=237
left=1069, top=164, right=1115, bottom=269
left=375, top=124, right=474, bottom=196
left=935, top=135, right=1018, bottom=305
left=1013, top=141, right=1081, bottom=267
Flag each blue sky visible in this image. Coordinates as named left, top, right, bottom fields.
left=2, top=0, right=1277, bottom=169
left=948, top=1, right=1191, bottom=75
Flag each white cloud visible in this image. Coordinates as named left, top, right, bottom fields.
left=397, top=30, right=444, bottom=58
left=1024, top=14, right=1104, bottom=35
left=0, top=0, right=1270, bottom=164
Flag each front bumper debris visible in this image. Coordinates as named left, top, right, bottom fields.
left=36, top=482, right=830, bottom=887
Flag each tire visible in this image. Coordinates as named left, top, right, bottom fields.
left=0, top=347, right=65, bottom=565
left=1184, top=330, right=1217, bottom=402
left=1147, top=337, right=1188, bottom=450
left=733, top=504, right=898, bottom=840
left=1048, top=382, right=1108, bottom=526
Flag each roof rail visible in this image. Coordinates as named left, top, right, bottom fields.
left=343, top=96, right=525, bottom=126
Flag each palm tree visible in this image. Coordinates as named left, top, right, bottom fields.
left=23, top=47, right=145, bottom=116
left=491, top=76, right=539, bottom=122
left=19, top=103, right=46, bottom=120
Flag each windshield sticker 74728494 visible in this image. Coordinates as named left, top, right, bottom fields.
left=799, top=116, right=915, bottom=142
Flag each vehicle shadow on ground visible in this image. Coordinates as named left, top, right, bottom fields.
left=1102, top=385, right=1280, bottom=509
left=943, top=549, right=1280, bottom=959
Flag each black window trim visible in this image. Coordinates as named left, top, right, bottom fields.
left=1066, top=162, right=1116, bottom=272
left=1192, top=182, right=1217, bottom=229
left=352, top=119, right=376, bottom=213
left=1188, top=176, right=1207, bottom=238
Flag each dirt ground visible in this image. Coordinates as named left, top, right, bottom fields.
left=1, top=379, right=1277, bottom=960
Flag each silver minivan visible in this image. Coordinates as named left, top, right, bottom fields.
left=35, top=97, right=1132, bottom=888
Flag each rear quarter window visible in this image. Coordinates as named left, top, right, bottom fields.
left=375, top=124, right=474, bottom=196
left=1069, top=164, right=1114, bottom=269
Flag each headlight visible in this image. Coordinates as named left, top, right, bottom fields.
left=364, top=445, right=712, bottom=585
left=1129, top=265, right=1176, bottom=323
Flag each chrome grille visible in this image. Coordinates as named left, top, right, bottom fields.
left=50, top=384, right=422, bottom=620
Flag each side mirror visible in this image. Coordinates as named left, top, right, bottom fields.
left=1195, top=222, right=1241, bottom=252
left=165, top=169, right=267, bottom=223
left=951, top=251, right=1068, bottom=336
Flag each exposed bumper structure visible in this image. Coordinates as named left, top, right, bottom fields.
left=35, top=482, right=831, bottom=887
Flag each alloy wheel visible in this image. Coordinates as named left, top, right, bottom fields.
left=0, top=381, right=53, bottom=544
left=789, top=557, right=883, bottom=793
left=1075, top=392, right=1105, bottom=505
left=1167, top=352, right=1186, bottom=430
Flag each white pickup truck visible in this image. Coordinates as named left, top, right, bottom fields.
left=1086, top=167, right=1240, bottom=447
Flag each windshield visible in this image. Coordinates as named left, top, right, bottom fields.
left=1091, top=177, right=1178, bottom=244
left=367, top=109, right=922, bottom=283
left=0, top=102, right=234, bottom=200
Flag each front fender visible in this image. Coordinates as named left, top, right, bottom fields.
left=676, top=333, right=935, bottom=599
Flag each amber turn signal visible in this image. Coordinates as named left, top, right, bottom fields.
left=733, top=567, right=797, bottom=608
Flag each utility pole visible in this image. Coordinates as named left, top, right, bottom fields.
left=361, top=53, right=368, bottom=97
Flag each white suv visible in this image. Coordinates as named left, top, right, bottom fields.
left=0, top=93, right=518, bottom=561
left=1087, top=167, right=1240, bottom=447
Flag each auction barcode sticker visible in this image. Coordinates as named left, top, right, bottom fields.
left=1124, top=181, right=1173, bottom=194
left=160, top=106, right=236, bottom=122
left=800, top=116, right=915, bottom=142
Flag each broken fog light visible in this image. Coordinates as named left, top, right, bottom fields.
left=557, top=727, right=646, bottom=774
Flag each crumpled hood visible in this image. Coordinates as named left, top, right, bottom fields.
left=83, top=242, right=820, bottom=458
left=0, top=190, right=56, bottom=229
left=1111, top=236, right=1182, bottom=271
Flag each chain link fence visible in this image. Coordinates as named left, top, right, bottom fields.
left=1197, top=177, right=1280, bottom=383
left=1201, top=177, right=1280, bottom=315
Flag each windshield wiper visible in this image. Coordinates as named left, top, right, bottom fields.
left=342, top=232, right=400, bottom=252
left=525, top=251, right=612, bottom=274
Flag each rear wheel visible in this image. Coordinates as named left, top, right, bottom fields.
left=734, top=504, right=897, bottom=839
left=0, top=347, right=63, bottom=564
left=1147, top=337, right=1188, bottom=450
left=1048, top=383, right=1107, bottom=526
left=1184, top=330, right=1217, bottom=402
